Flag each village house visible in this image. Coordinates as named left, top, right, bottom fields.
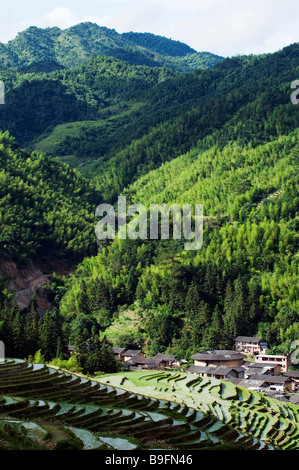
left=187, top=364, right=245, bottom=380
left=111, top=345, right=299, bottom=400
left=121, top=349, right=145, bottom=363
left=226, top=377, right=265, bottom=391
left=125, top=357, right=166, bottom=371
left=154, top=354, right=181, bottom=368
left=111, top=348, right=187, bottom=371
left=284, top=370, right=299, bottom=390
left=227, top=375, right=294, bottom=393
left=248, top=375, right=294, bottom=392
left=255, top=353, right=291, bottom=373
left=185, top=346, right=298, bottom=399
left=242, top=362, right=280, bottom=378
left=234, top=336, right=268, bottom=354
left=112, top=348, right=145, bottom=363
left=191, top=350, right=246, bottom=368
left=112, top=347, right=127, bottom=362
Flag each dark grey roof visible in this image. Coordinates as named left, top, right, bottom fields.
left=284, top=370, right=299, bottom=379
left=235, top=336, right=266, bottom=344
left=211, top=366, right=236, bottom=375
left=131, top=357, right=161, bottom=365
left=122, top=349, right=142, bottom=357
left=187, top=365, right=208, bottom=374
left=237, top=378, right=267, bottom=388
left=245, top=367, right=274, bottom=376
left=112, top=347, right=127, bottom=354
left=245, top=362, right=277, bottom=369
left=192, top=350, right=246, bottom=361
left=124, top=360, right=134, bottom=366
left=187, top=365, right=244, bottom=376
left=155, top=354, right=177, bottom=362
left=233, top=367, right=246, bottom=372
left=249, top=374, right=291, bottom=384
left=225, top=378, right=243, bottom=385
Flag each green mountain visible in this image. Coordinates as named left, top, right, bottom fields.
left=0, top=22, right=223, bottom=165
left=0, top=43, right=297, bottom=206
left=90, top=43, right=299, bottom=201
left=0, top=22, right=223, bottom=72
left=58, top=131, right=299, bottom=358
left=0, top=131, right=100, bottom=265
left=0, top=54, right=175, bottom=148
left=0, top=24, right=298, bottom=376
left=51, top=44, right=298, bottom=358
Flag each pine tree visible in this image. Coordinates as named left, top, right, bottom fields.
left=24, top=299, right=40, bottom=356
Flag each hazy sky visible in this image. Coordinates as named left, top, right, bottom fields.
left=0, top=0, right=298, bottom=57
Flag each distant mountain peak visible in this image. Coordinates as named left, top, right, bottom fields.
left=123, top=31, right=198, bottom=57
left=0, top=22, right=223, bottom=73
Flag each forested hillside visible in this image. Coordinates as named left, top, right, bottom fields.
left=0, top=55, right=174, bottom=147
left=0, top=131, right=100, bottom=264
left=90, top=43, right=299, bottom=201
left=0, top=23, right=223, bottom=162
left=57, top=132, right=299, bottom=359
left=0, top=22, right=223, bottom=72
left=3, top=135, right=296, bottom=362
left=0, top=25, right=298, bottom=367
left=1, top=42, right=297, bottom=206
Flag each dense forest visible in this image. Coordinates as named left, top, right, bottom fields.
left=0, top=132, right=101, bottom=264
left=0, top=22, right=222, bottom=72
left=57, top=132, right=299, bottom=359
left=0, top=54, right=177, bottom=146
left=0, top=24, right=298, bottom=372
left=1, top=41, right=297, bottom=203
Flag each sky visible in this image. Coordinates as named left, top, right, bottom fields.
left=0, top=0, right=298, bottom=57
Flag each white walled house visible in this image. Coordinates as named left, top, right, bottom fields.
left=255, top=354, right=291, bottom=373
left=122, top=349, right=145, bottom=362
left=234, top=336, right=268, bottom=354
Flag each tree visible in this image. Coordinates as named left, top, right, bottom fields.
left=24, top=299, right=40, bottom=356
left=39, top=309, right=65, bottom=361
left=78, top=339, right=121, bottom=375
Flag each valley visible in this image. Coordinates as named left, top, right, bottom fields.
left=0, top=21, right=298, bottom=452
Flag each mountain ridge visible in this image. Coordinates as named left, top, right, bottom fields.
left=0, top=25, right=298, bottom=365
left=0, top=22, right=224, bottom=73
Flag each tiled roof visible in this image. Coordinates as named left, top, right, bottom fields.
left=235, top=336, right=266, bottom=343
left=249, top=374, right=291, bottom=384
left=187, top=365, right=244, bottom=376
left=284, top=370, right=299, bottom=378
left=112, top=347, right=127, bottom=354
left=245, top=367, right=274, bottom=376
left=237, top=378, right=267, bottom=388
left=191, top=350, right=246, bottom=361
left=155, top=354, right=177, bottom=362
left=245, top=362, right=277, bottom=369
left=131, top=357, right=161, bottom=365
left=122, top=349, right=142, bottom=357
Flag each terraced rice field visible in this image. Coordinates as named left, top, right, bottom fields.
left=0, top=360, right=298, bottom=450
